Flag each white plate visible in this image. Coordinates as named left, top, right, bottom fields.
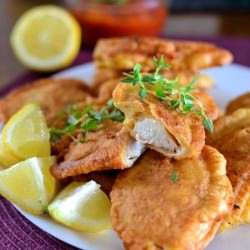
left=15, top=62, right=250, bottom=250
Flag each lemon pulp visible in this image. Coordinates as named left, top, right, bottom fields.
left=0, top=133, right=20, bottom=168
left=2, top=103, right=50, bottom=159
left=10, top=5, right=81, bottom=71
left=0, top=157, right=57, bottom=214
left=48, top=181, right=112, bottom=233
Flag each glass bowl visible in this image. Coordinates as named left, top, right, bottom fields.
left=65, top=0, right=168, bottom=46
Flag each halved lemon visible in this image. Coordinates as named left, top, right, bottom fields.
left=0, top=133, right=20, bottom=168
left=0, top=157, right=58, bottom=214
left=2, top=103, right=50, bottom=159
left=10, top=5, right=81, bottom=71
left=48, top=181, right=112, bottom=233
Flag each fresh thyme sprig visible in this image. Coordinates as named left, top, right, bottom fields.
left=49, top=99, right=124, bottom=142
left=121, top=55, right=214, bottom=132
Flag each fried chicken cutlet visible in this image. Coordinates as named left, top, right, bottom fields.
left=0, top=78, right=93, bottom=125
left=72, top=171, right=119, bottom=195
left=207, top=108, right=250, bottom=231
left=94, top=37, right=233, bottom=71
left=91, top=70, right=214, bottom=105
left=51, top=119, right=145, bottom=179
left=226, top=92, right=250, bottom=114
left=113, top=83, right=218, bottom=159
left=92, top=37, right=233, bottom=96
left=111, top=147, right=233, bottom=250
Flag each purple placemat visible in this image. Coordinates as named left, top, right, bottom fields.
left=0, top=51, right=92, bottom=96
left=0, top=36, right=250, bottom=250
left=0, top=197, right=77, bottom=250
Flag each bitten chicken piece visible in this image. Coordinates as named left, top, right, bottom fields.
left=207, top=108, right=250, bottom=231
left=51, top=120, right=145, bottom=179
left=0, top=78, right=93, bottom=125
left=113, top=83, right=218, bottom=159
left=94, top=37, right=233, bottom=71
left=111, top=147, right=233, bottom=250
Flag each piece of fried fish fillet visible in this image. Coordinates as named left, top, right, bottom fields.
left=0, top=78, right=93, bottom=125
left=113, top=83, right=218, bottom=159
left=207, top=108, right=250, bottom=231
left=94, top=37, right=233, bottom=71
left=111, top=147, right=233, bottom=250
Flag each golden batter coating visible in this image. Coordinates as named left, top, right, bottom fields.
left=72, top=171, right=119, bottom=195
left=111, top=147, right=233, bottom=250
left=50, top=120, right=145, bottom=179
left=161, top=70, right=214, bottom=89
left=94, top=37, right=233, bottom=71
left=226, top=92, right=250, bottom=114
left=93, top=79, right=120, bottom=105
left=113, top=83, right=218, bottom=159
left=91, top=70, right=214, bottom=106
left=91, top=69, right=122, bottom=96
left=207, top=108, right=250, bottom=231
left=0, top=78, right=93, bottom=125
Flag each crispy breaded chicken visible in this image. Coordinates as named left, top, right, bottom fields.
left=111, top=147, right=233, bottom=250
left=51, top=120, right=145, bottom=179
left=0, top=78, right=93, bottom=125
left=72, top=171, right=119, bottom=195
left=91, top=70, right=214, bottom=106
left=226, top=92, right=250, bottom=114
left=113, top=83, right=218, bottom=159
left=94, top=37, right=233, bottom=71
left=207, top=108, right=250, bottom=231
left=93, top=79, right=120, bottom=105
left=91, top=69, right=122, bottom=96
left=92, top=37, right=229, bottom=102
left=161, top=70, right=214, bottom=89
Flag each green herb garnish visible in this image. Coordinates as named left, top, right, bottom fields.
left=170, top=171, right=179, bottom=183
left=121, top=55, right=214, bottom=132
left=49, top=99, right=124, bottom=142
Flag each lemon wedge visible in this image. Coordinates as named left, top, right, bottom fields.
left=48, top=181, right=112, bottom=233
left=0, top=157, right=58, bottom=214
left=0, top=133, right=20, bottom=168
left=10, top=5, right=81, bottom=71
left=2, top=103, right=50, bottom=159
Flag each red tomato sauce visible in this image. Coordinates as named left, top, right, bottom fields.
left=69, top=0, right=167, bottom=46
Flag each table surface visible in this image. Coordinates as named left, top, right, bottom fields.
left=1, top=0, right=250, bottom=87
